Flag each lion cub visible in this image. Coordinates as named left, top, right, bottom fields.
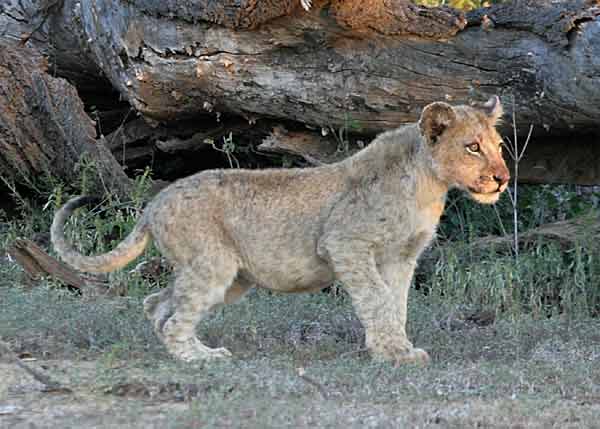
left=52, top=97, right=509, bottom=364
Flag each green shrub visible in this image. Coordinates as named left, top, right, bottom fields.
left=425, top=241, right=600, bottom=318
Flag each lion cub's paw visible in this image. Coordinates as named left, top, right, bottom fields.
left=170, top=338, right=233, bottom=362
left=143, top=292, right=162, bottom=316
left=207, top=347, right=233, bottom=359
left=370, top=341, right=430, bottom=366
left=393, top=348, right=430, bottom=366
left=176, top=347, right=233, bottom=362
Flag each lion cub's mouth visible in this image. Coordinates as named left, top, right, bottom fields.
left=468, top=187, right=501, bottom=196
left=467, top=188, right=502, bottom=204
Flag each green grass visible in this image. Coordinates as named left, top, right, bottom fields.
left=2, top=281, right=600, bottom=428
left=425, top=241, right=600, bottom=318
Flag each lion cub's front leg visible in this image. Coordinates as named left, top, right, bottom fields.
left=378, top=260, right=430, bottom=365
left=322, top=242, right=429, bottom=365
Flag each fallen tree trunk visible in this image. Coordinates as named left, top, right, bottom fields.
left=2, top=0, right=597, bottom=133
left=0, top=42, right=132, bottom=196
left=1, top=0, right=600, bottom=185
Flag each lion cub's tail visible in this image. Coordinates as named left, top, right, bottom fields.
left=51, top=196, right=151, bottom=273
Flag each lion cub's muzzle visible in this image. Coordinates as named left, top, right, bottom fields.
left=475, top=170, right=510, bottom=194
left=467, top=167, right=510, bottom=204
left=493, top=170, right=510, bottom=192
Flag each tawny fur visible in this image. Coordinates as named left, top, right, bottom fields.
left=51, top=97, right=509, bottom=364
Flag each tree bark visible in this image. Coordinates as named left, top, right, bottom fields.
left=1, top=0, right=600, bottom=184
left=0, top=42, right=131, bottom=196
left=2, top=0, right=594, bottom=131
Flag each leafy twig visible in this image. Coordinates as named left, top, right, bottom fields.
left=504, top=97, right=534, bottom=259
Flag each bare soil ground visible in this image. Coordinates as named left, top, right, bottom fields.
left=1, top=282, right=600, bottom=428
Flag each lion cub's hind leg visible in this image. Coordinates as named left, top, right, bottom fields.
left=157, top=251, right=240, bottom=362
left=143, top=286, right=174, bottom=341
left=224, top=277, right=253, bottom=305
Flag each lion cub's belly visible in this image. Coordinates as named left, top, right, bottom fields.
left=242, top=254, right=334, bottom=293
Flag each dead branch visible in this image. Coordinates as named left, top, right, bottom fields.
left=7, top=238, right=108, bottom=292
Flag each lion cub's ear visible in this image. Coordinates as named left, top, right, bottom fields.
left=482, top=95, right=503, bottom=124
left=419, top=102, right=456, bottom=144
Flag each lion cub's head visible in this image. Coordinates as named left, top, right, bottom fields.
left=419, top=96, right=510, bottom=204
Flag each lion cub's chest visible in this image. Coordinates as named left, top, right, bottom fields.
left=417, top=198, right=445, bottom=231
left=401, top=197, right=445, bottom=258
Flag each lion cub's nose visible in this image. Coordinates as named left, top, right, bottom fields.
left=493, top=172, right=510, bottom=187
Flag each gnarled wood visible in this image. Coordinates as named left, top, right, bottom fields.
left=1, top=0, right=598, bottom=135
left=258, top=126, right=353, bottom=164
left=0, top=42, right=131, bottom=196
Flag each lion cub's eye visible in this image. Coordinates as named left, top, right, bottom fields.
left=466, top=142, right=480, bottom=154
